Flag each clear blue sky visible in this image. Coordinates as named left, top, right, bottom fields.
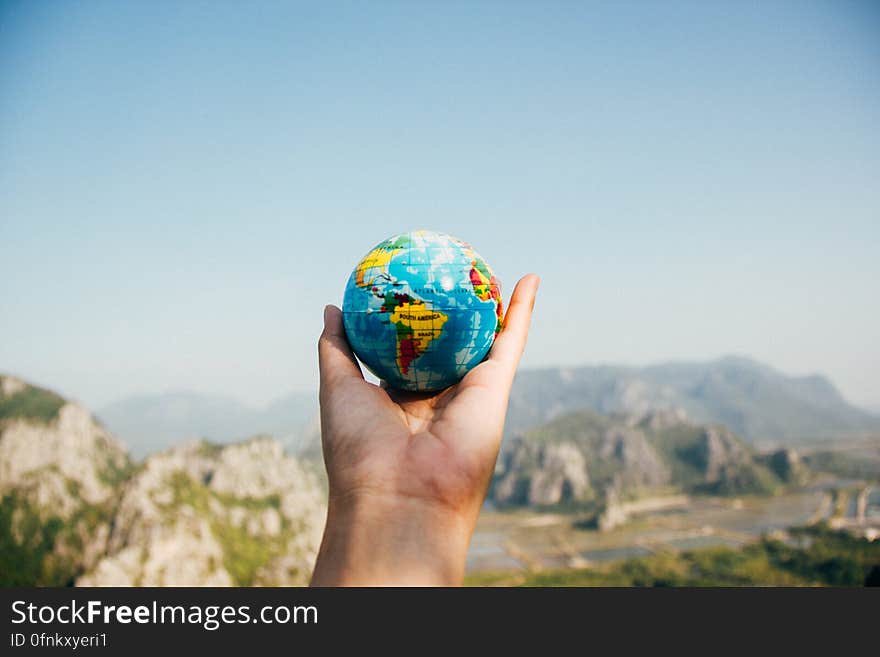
left=2, top=1, right=878, bottom=409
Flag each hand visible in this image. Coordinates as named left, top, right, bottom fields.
left=310, top=274, right=540, bottom=586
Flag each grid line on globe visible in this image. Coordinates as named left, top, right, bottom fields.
left=342, top=230, right=503, bottom=391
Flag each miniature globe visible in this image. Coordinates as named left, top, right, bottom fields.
left=342, top=230, right=503, bottom=391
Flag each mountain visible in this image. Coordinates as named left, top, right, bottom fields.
left=98, top=391, right=317, bottom=458
left=1, top=375, right=131, bottom=585
left=78, top=437, right=325, bottom=586
left=0, top=374, right=326, bottom=586
left=505, top=356, right=879, bottom=445
left=96, top=356, right=876, bottom=459
left=492, top=408, right=809, bottom=527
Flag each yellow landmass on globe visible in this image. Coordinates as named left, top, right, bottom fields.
left=355, top=246, right=401, bottom=287
left=389, top=301, right=449, bottom=375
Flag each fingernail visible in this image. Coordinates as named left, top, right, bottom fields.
left=323, top=305, right=331, bottom=326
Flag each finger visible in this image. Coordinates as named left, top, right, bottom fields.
left=487, top=273, right=540, bottom=376
left=318, top=305, right=363, bottom=392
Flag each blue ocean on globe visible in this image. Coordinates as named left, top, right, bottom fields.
left=342, top=230, right=503, bottom=391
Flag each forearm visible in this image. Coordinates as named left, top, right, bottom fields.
left=309, top=492, right=475, bottom=586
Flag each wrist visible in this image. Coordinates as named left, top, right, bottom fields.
left=310, top=490, right=474, bottom=586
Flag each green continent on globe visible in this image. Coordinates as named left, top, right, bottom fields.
left=342, top=230, right=502, bottom=391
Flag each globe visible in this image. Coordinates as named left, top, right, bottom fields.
left=342, top=230, right=503, bottom=391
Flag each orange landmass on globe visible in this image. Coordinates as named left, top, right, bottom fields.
left=469, top=259, right=503, bottom=335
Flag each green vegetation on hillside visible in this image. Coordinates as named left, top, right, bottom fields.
left=97, top=453, right=136, bottom=488
left=526, top=411, right=613, bottom=444
left=646, top=424, right=782, bottom=496
left=0, top=482, right=118, bottom=587
left=160, top=471, right=289, bottom=586
left=702, top=462, right=781, bottom=496
left=647, top=424, right=710, bottom=488
left=0, top=494, right=74, bottom=586
left=466, top=524, right=880, bottom=587
left=0, top=384, right=65, bottom=423
left=804, top=450, right=880, bottom=481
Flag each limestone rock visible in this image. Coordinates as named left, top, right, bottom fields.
left=1, top=376, right=130, bottom=580
left=495, top=439, right=592, bottom=506
left=598, top=427, right=670, bottom=490
left=762, top=447, right=809, bottom=486
left=700, top=426, right=749, bottom=484
left=1, top=375, right=326, bottom=587
left=597, top=487, right=628, bottom=532
left=0, top=399, right=128, bottom=516
left=492, top=408, right=788, bottom=520
left=527, top=442, right=591, bottom=506
left=78, top=437, right=326, bottom=587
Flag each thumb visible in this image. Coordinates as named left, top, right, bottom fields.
left=318, top=305, right=363, bottom=393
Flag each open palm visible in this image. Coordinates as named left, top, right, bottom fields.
left=318, top=274, right=540, bottom=520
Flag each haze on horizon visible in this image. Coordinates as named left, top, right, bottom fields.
left=1, top=2, right=878, bottom=410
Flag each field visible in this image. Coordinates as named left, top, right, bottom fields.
left=466, top=523, right=880, bottom=586
left=465, top=470, right=880, bottom=586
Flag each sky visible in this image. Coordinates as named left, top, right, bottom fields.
left=1, top=1, right=878, bottom=410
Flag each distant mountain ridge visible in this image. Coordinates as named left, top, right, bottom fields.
left=505, top=356, right=879, bottom=446
left=98, top=391, right=318, bottom=458
left=96, top=355, right=878, bottom=458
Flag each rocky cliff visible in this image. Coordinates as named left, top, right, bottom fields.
left=0, top=375, right=326, bottom=586
left=492, top=408, right=800, bottom=510
left=0, top=375, right=130, bottom=584
left=78, top=438, right=325, bottom=586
